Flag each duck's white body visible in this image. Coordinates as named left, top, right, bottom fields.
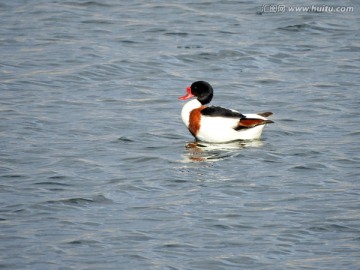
left=181, top=99, right=270, bottom=143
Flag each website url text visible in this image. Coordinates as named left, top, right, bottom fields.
left=262, top=5, right=354, bottom=13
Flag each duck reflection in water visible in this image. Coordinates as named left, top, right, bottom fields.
left=183, top=140, right=264, bottom=162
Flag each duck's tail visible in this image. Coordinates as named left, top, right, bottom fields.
left=235, top=112, right=274, bottom=130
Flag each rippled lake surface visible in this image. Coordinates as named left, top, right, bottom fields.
left=1, top=0, right=360, bottom=269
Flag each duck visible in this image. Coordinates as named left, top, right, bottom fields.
left=179, top=81, right=273, bottom=143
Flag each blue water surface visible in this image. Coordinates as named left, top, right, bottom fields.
left=1, top=1, right=360, bottom=269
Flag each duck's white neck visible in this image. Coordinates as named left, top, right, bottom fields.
left=181, top=99, right=202, bottom=127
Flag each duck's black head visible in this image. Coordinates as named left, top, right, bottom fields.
left=179, top=81, right=213, bottom=105
left=190, top=81, right=213, bottom=105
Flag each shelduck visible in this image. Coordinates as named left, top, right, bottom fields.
left=179, top=81, right=273, bottom=143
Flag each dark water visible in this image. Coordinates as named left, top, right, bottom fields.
left=1, top=0, right=360, bottom=269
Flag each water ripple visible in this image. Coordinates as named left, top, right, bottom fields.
left=1, top=0, right=359, bottom=269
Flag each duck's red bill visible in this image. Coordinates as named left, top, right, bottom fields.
left=179, top=86, right=194, bottom=100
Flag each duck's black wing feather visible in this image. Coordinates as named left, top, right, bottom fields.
left=201, top=106, right=244, bottom=118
